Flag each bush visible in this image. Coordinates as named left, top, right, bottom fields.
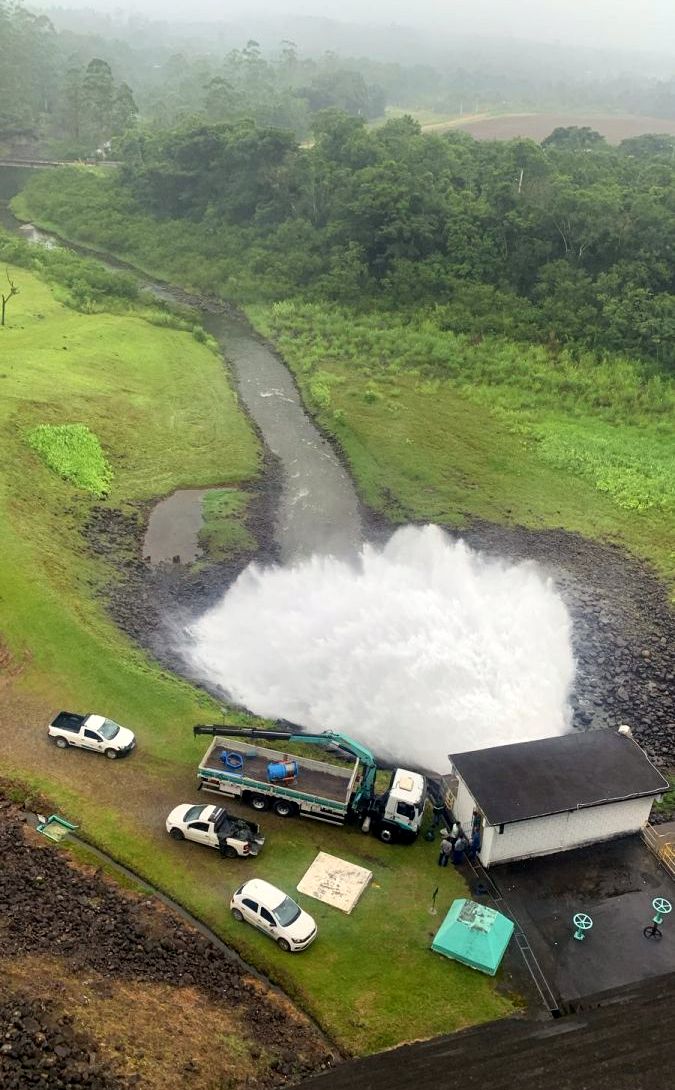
left=27, top=424, right=113, bottom=496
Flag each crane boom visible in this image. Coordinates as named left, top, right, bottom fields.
left=193, top=724, right=377, bottom=769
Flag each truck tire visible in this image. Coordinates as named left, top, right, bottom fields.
left=249, top=795, right=268, bottom=812
left=222, top=845, right=238, bottom=859
left=273, top=799, right=297, bottom=818
left=231, top=908, right=244, bottom=922
left=169, top=828, right=185, bottom=841
left=54, top=737, right=69, bottom=749
left=378, top=825, right=395, bottom=843
left=104, top=748, right=118, bottom=760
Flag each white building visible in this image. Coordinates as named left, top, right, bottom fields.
left=448, top=729, right=668, bottom=868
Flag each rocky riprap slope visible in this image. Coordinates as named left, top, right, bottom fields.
left=0, top=997, right=129, bottom=1090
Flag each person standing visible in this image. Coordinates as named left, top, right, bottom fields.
left=449, top=821, right=460, bottom=844
left=438, top=836, right=453, bottom=867
left=452, top=832, right=467, bottom=865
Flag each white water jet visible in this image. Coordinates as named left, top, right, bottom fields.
left=184, top=525, right=575, bottom=771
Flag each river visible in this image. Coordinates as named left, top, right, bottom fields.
left=0, top=168, right=362, bottom=565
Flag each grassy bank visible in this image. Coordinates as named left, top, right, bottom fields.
left=248, top=301, right=675, bottom=593
left=14, top=170, right=674, bottom=596
left=0, top=255, right=516, bottom=1053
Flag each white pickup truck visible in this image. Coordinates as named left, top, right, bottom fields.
left=166, top=803, right=265, bottom=858
left=48, top=711, right=136, bottom=759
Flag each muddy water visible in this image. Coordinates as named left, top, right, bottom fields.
left=203, top=309, right=362, bottom=562
left=143, top=488, right=210, bottom=564
left=0, top=183, right=362, bottom=564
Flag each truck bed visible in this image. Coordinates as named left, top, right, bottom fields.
left=202, top=742, right=355, bottom=805
left=50, top=711, right=86, bottom=732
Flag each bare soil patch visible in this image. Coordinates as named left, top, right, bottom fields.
left=454, top=114, right=675, bottom=143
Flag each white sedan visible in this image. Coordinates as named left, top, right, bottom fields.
left=166, top=804, right=264, bottom=858
left=230, top=879, right=317, bottom=952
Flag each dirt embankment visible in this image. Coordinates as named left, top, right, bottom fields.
left=0, top=801, right=336, bottom=1090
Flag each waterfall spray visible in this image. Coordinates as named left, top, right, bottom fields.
left=184, top=525, right=575, bottom=770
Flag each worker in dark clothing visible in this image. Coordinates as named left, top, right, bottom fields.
left=469, top=829, right=481, bottom=861
left=452, top=832, right=467, bottom=865
left=438, top=836, right=453, bottom=867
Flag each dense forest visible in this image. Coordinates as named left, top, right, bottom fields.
left=20, top=115, right=675, bottom=368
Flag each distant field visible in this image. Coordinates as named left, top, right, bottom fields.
left=452, top=113, right=675, bottom=143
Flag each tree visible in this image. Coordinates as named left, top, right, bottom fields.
left=1, top=268, right=19, bottom=327
left=81, top=58, right=115, bottom=143
left=111, top=82, right=138, bottom=136
left=60, top=67, right=83, bottom=141
left=619, top=133, right=675, bottom=159
left=542, top=126, right=607, bottom=151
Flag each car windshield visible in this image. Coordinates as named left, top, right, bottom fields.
left=274, top=896, right=301, bottom=926
left=99, top=719, right=121, bottom=740
left=184, top=805, right=205, bottom=823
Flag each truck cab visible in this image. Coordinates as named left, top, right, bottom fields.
left=377, top=769, right=426, bottom=843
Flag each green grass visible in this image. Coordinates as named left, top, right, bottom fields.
left=248, top=301, right=675, bottom=593
left=198, top=488, right=257, bottom=562
left=654, top=777, right=675, bottom=817
left=27, top=423, right=113, bottom=495
left=0, top=267, right=515, bottom=1054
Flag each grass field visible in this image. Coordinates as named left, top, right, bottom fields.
left=0, top=266, right=516, bottom=1054
left=248, top=302, right=675, bottom=594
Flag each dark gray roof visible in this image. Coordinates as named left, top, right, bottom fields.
left=449, top=731, right=668, bottom=826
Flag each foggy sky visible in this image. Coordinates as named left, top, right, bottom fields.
left=46, top=0, right=675, bottom=56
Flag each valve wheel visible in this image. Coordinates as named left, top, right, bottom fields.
left=653, top=898, right=672, bottom=916
left=573, top=913, right=593, bottom=930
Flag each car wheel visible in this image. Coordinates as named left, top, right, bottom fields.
left=250, top=795, right=268, bottom=811
left=231, top=908, right=244, bottom=922
left=54, top=737, right=69, bottom=749
left=222, top=845, right=238, bottom=859
left=169, top=828, right=185, bottom=841
left=277, top=937, right=291, bottom=952
left=273, top=799, right=296, bottom=818
left=104, top=748, right=118, bottom=760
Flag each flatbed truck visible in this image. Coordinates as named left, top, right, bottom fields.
left=194, top=725, right=426, bottom=844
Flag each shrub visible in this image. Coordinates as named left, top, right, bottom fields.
left=27, top=424, right=113, bottom=496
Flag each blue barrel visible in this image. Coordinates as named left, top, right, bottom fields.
left=267, top=760, right=299, bottom=782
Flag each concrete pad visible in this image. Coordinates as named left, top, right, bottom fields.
left=490, top=835, right=675, bottom=1007
left=297, top=852, right=372, bottom=913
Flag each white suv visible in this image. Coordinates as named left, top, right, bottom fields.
left=230, top=879, right=317, bottom=952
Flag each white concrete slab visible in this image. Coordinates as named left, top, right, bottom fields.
left=297, top=851, right=372, bottom=914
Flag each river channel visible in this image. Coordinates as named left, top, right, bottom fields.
left=0, top=169, right=362, bottom=565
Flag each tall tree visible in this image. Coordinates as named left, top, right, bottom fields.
left=81, top=58, right=114, bottom=143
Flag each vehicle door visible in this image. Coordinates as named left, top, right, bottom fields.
left=82, top=727, right=105, bottom=752
left=186, top=820, right=214, bottom=846
left=240, top=897, right=259, bottom=925
left=258, top=906, right=278, bottom=938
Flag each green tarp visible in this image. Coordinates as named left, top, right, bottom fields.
left=432, top=899, right=514, bottom=976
